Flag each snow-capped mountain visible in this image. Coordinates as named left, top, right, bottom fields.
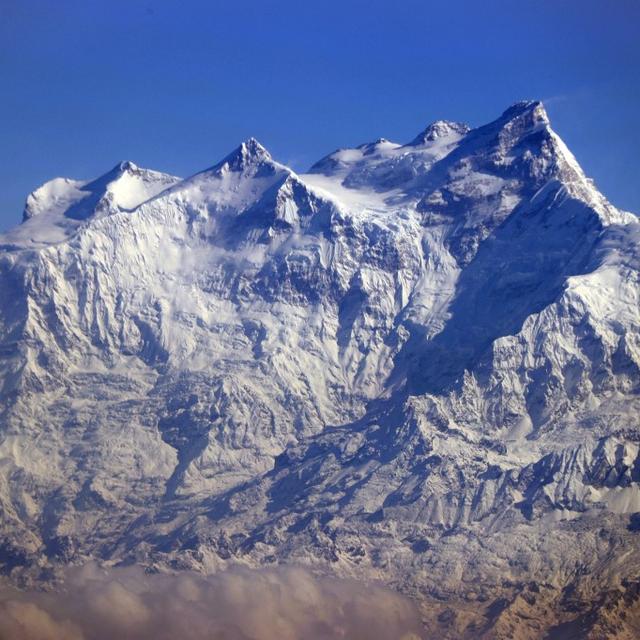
left=1, top=101, right=639, bottom=637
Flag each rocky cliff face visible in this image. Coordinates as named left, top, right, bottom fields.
left=1, top=101, right=639, bottom=636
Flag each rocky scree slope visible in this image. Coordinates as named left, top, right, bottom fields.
left=0, top=101, right=639, bottom=637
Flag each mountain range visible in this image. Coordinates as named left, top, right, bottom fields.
left=1, top=100, right=639, bottom=638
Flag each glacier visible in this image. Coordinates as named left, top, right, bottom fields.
left=0, top=100, right=639, bottom=637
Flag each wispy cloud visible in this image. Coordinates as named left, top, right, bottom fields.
left=0, top=563, right=424, bottom=640
left=540, top=94, right=570, bottom=106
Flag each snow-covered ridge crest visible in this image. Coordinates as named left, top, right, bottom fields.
left=409, top=120, right=470, bottom=146
left=23, top=160, right=180, bottom=221
left=2, top=161, right=181, bottom=251
left=220, top=136, right=273, bottom=171
left=7, top=99, right=633, bottom=253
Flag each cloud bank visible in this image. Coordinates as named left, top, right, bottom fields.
left=0, top=564, right=423, bottom=640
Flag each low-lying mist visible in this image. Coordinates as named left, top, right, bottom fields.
left=0, top=564, right=423, bottom=640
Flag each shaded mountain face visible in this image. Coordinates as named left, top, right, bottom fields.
left=1, top=101, right=639, bottom=636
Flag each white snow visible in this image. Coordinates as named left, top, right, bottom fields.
left=0, top=100, right=639, bottom=622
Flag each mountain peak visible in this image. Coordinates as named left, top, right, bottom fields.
left=240, top=136, right=270, bottom=160
left=96, top=160, right=140, bottom=183
left=22, top=177, right=83, bottom=221
left=498, top=100, right=549, bottom=128
left=409, top=120, right=470, bottom=146
left=20, top=161, right=179, bottom=226
left=115, top=160, right=138, bottom=174
left=216, top=137, right=272, bottom=173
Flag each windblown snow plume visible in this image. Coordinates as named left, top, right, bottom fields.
left=0, top=565, right=423, bottom=640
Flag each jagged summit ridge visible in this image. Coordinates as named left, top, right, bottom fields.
left=499, top=98, right=547, bottom=120
left=210, top=137, right=274, bottom=175
left=0, top=101, right=639, bottom=637
left=409, top=120, right=470, bottom=146
left=22, top=160, right=179, bottom=222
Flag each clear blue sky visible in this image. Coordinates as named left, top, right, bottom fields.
left=1, top=0, right=638, bottom=230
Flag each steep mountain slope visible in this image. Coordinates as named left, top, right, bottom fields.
left=0, top=101, right=638, bottom=636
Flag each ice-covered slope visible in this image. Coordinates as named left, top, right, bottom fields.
left=0, top=162, right=180, bottom=251
left=0, top=101, right=639, bottom=636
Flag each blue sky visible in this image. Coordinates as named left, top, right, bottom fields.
left=0, top=0, right=638, bottom=230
